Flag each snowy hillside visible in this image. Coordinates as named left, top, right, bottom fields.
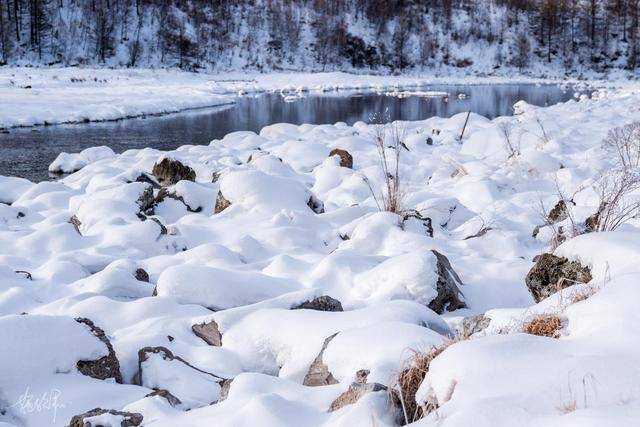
left=1, top=83, right=640, bottom=426
left=1, top=0, right=640, bottom=77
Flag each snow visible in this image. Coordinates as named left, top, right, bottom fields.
left=1, top=77, right=640, bottom=426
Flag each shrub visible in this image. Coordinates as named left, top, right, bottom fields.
left=365, top=118, right=407, bottom=214
left=522, top=314, right=563, bottom=338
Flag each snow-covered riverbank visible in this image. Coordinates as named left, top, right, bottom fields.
left=0, top=67, right=620, bottom=129
left=2, top=82, right=640, bottom=426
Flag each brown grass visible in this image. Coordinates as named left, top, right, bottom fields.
left=522, top=314, right=563, bottom=338
left=566, top=285, right=598, bottom=305
left=391, top=341, right=457, bottom=425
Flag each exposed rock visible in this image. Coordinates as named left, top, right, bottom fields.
left=211, top=171, right=221, bottom=183
left=584, top=202, right=606, bottom=232
left=135, top=268, right=149, bottom=283
left=192, top=320, right=222, bottom=346
left=152, top=158, right=196, bottom=186
left=136, top=185, right=155, bottom=214
left=214, top=191, right=231, bottom=214
left=329, top=148, right=353, bottom=168
left=145, top=389, right=182, bottom=407
left=155, top=187, right=203, bottom=213
left=15, top=270, right=32, bottom=280
left=459, top=314, right=490, bottom=338
left=303, top=333, right=339, bottom=386
left=292, top=295, right=343, bottom=312
left=525, top=253, right=592, bottom=302
left=69, top=408, right=143, bottom=427
left=147, top=217, right=168, bottom=235
left=133, top=172, right=161, bottom=189
left=75, top=318, right=123, bottom=383
left=463, top=226, right=492, bottom=240
left=136, top=346, right=223, bottom=386
left=307, top=195, right=325, bottom=214
left=69, top=215, right=82, bottom=234
left=428, top=250, right=467, bottom=314
left=547, top=200, right=568, bottom=224
left=328, top=369, right=387, bottom=412
left=218, top=378, right=233, bottom=402
left=402, top=210, right=434, bottom=237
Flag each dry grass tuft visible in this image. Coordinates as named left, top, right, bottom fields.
left=391, top=341, right=456, bottom=425
left=566, top=285, right=598, bottom=304
left=558, top=400, right=577, bottom=414
left=522, top=314, right=563, bottom=338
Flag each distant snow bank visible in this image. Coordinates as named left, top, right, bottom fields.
left=0, top=67, right=620, bottom=129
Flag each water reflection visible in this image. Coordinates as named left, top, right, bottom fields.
left=0, top=84, right=584, bottom=181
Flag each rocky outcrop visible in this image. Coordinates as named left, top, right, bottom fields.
left=303, top=333, right=339, bottom=387
left=329, top=148, right=353, bottom=168
left=152, top=158, right=196, bottom=186
left=192, top=320, right=222, bottom=346
left=75, top=318, right=123, bottom=383
left=292, top=295, right=343, bottom=312
left=69, top=408, right=143, bottom=427
left=428, top=250, right=467, bottom=314
left=525, top=253, right=592, bottom=302
left=214, top=191, right=231, bottom=214
left=328, top=370, right=387, bottom=412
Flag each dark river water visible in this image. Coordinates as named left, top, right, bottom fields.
left=0, top=84, right=587, bottom=181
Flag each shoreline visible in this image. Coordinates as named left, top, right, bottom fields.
left=0, top=67, right=620, bottom=131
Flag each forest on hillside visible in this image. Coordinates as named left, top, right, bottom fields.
left=0, top=0, right=639, bottom=74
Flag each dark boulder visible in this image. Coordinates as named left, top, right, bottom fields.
left=292, top=295, right=343, bottom=312
left=428, top=250, right=467, bottom=314
left=69, top=408, right=143, bottom=427
left=192, top=320, right=222, bottom=346
left=135, top=268, right=150, bottom=283
left=307, top=195, right=325, bottom=214
left=75, top=318, right=123, bottom=383
left=525, top=253, right=592, bottom=302
left=329, top=148, right=353, bottom=169
left=152, top=158, right=196, bottom=186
